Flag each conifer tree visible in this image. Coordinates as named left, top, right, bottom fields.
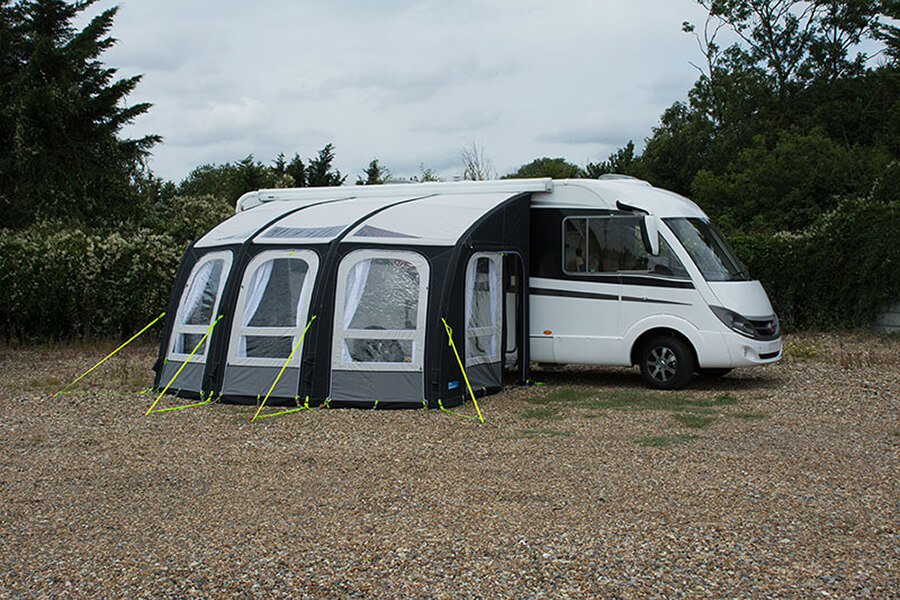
left=0, top=0, right=159, bottom=228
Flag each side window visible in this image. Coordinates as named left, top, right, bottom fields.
left=564, top=219, right=587, bottom=273
left=332, top=250, right=429, bottom=369
left=562, top=216, right=689, bottom=279
left=465, top=254, right=502, bottom=366
left=649, top=238, right=690, bottom=279
left=170, top=251, right=232, bottom=359
left=229, top=250, right=318, bottom=365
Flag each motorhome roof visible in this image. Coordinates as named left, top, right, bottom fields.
left=530, top=179, right=707, bottom=219
left=232, top=176, right=707, bottom=222
left=236, top=178, right=552, bottom=212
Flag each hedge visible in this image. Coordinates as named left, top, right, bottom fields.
left=1, top=196, right=897, bottom=341
left=0, top=225, right=182, bottom=341
left=731, top=197, right=900, bottom=331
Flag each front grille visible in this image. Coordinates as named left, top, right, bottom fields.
left=749, top=317, right=780, bottom=341
left=760, top=351, right=780, bottom=360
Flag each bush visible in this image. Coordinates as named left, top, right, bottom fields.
left=0, top=194, right=233, bottom=341
left=731, top=197, right=900, bottom=330
left=0, top=223, right=181, bottom=341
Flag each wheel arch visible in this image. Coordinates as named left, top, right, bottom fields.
left=629, top=327, right=699, bottom=369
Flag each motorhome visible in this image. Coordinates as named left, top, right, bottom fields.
left=526, top=176, right=780, bottom=389
left=153, top=176, right=780, bottom=408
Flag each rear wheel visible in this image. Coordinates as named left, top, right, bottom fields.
left=640, top=336, right=694, bottom=390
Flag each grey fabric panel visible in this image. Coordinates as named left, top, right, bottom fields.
left=466, top=361, right=502, bottom=391
left=331, top=370, right=423, bottom=404
left=222, top=365, right=300, bottom=399
left=159, top=360, right=205, bottom=393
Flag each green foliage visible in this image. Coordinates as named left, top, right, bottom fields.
left=0, top=0, right=159, bottom=229
left=141, top=194, right=233, bottom=248
left=178, top=145, right=346, bottom=204
left=504, top=157, right=584, bottom=179
left=692, top=129, right=892, bottom=232
left=730, top=195, right=900, bottom=330
left=306, top=143, right=346, bottom=187
left=636, top=0, right=900, bottom=230
left=0, top=222, right=180, bottom=340
left=584, top=141, right=640, bottom=179
left=356, top=158, right=391, bottom=185
left=876, top=0, right=900, bottom=63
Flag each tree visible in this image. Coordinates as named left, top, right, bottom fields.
left=356, top=158, right=391, bottom=185
left=876, top=0, right=900, bottom=63
left=584, top=141, right=639, bottom=178
left=459, top=140, right=496, bottom=180
left=414, top=163, right=442, bottom=182
left=635, top=0, right=899, bottom=232
left=284, top=153, right=307, bottom=187
left=505, top=157, right=583, bottom=179
left=306, top=143, right=346, bottom=187
left=0, top=0, right=160, bottom=228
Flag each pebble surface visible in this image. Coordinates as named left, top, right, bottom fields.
left=0, top=333, right=897, bottom=599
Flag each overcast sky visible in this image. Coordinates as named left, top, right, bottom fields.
left=88, top=0, right=715, bottom=184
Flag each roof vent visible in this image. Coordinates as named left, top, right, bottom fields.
left=598, top=174, right=643, bottom=182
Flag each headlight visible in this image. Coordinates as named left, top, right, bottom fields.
left=710, top=305, right=761, bottom=339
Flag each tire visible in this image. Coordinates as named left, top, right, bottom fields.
left=698, top=367, right=733, bottom=378
left=640, top=335, right=694, bottom=390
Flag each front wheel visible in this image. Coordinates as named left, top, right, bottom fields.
left=640, top=336, right=694, bottom=390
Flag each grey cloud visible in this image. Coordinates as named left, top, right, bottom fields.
left=410, top=111, right=502, bottom=134
left=316, top=57, right=518, bottom=106
left=537, top=124, right=647, bottom=148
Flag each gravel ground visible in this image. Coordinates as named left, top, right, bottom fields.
left=0, top=333, right=897, bottom=599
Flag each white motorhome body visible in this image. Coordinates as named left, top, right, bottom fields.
left=525, top=177, right=781, bottom=388
left=230, top=177, right=781, bottom=391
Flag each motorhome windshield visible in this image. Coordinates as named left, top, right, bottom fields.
left=664, top=218, right=748, bottom=281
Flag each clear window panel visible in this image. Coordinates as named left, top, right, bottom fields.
left=346, top=258, right=420, bottom=331
left=343, top=338, right=414, bottom=363
left=466, top=334, right=498, bottom=360
left=245, top=258, right=309, bottom=328
left=242, top=335, right=293, bottom=359
left=183, top=260, right=225, bottom=325
left=468, top=258, right=496, bottom=329
left=177, top=333, right=207, bottom=355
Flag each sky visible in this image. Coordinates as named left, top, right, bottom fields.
left=87, top=0, right=716, bottom=184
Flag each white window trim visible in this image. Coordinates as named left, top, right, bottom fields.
left=168, top=251, right=233, bottom=363
left=332, top=249, right=429, bottom=372
left=465, top=252, right=503, bottom=366
left=226, top=249, right=319, bottom=368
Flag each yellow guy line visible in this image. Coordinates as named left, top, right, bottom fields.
left=254, top=396, right=311, bottom=420
left=441, top=317, right=484, bottom=423
left=150, top=390, right=217, bottom=413
left=250, top=316, right=317, bottom=423
left=437, top=398, right=479, bottom=420
left=144, top=315, right=223, bottom=415
left=53, top=312, right=166, bottom=398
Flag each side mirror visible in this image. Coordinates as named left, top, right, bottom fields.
left=642, top=215, right=660, bottom=255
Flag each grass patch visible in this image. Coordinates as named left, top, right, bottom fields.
left=521, top=406, right=562, bottom=420
left=730, top=411, right=769, bottom=420
left=28, top=375, right=63, bottom=393
left=524, top=387, right=740, bottom=413
left=635, top=433, right=698, bottom=447
left=525, top=387, right=598, bottom=406
left=672, top=413, right=716, bottom=428
left=515, top=428, right=573, bottom=439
